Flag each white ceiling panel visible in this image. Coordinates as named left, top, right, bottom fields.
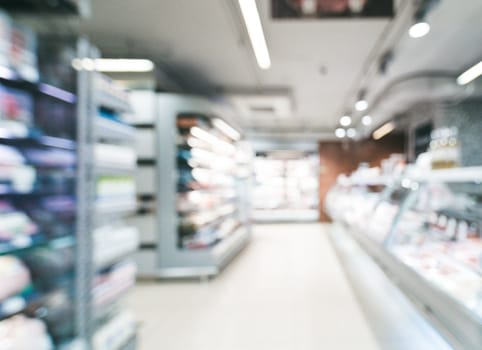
left=80, top=0, right=482, bottom=139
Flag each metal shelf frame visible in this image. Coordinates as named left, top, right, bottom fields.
left=76, top=40, right=138, bottom=349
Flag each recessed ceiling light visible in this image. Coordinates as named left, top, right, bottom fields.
left=409, top=22, right=430, bottom=38
left=456, top=61, right=482, bottom=85
left=355, top=100, right=368, bottom=111
left=347, top=128, right=357, bottom=138
left=340, top=115, right=352, bottom=127
left=362, top=115, right=372, bottom=126
left=239, top=0, right=271, bottom=69
left=335, top=128, right=346, bottom=138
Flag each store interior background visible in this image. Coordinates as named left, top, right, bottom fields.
left=0, top=0, right=481, bottom=350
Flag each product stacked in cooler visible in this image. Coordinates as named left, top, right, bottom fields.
left=90, top=73, right=138, bottom=349
left=176, top=114, right=242, bottom=249
left=388, top=182, right=482, bottom=317
left=0, top=10, right=79, bottom=348
left=326, top=164, right=482, bottom=323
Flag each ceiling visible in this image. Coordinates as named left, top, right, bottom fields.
left=80, top=0, right=482, bottom=139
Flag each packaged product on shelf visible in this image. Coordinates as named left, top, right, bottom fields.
left=0, top=255, right=31, bottom=301
left=93, top=261, right=137, bottom=307
left=9, top=21, right=38, bottom=82
left=92, top=311, right=136, bottom=350
left=0, top=85, right=34, bottom=136
left=0, top=201, right=38, bottom=243
left=0, top=10, right=12, bottom=68
left=26, top=196, right=76, bottom=239
left=25, top=289, right=75, bottom=344
left=93, top=224, right=139, bottom=268
left=428, top=127, right=461, bottom=169
left=21, top=246, right=74, bottom=292
left=35, top=96, right=77, bottom=139
left=0, top=145, right=36, bottom=193
left=94, top=143, right=137, bottom=170
left=0, top=315, right=53, bottom=350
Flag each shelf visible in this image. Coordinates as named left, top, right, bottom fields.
left=94, top=117, right=135, bottom=142
left=407, top=166, right=482, bottom=184
left=97, top=92, right=132, bottom=114
left=0, top=0, right=84, bottom=15
left=95, top=165, right=136, bottom=176
left=0, top=234, right=76, bottom=256
left=0, top=186, right=75, bottom=197
left=0, top=234, right=45, bottom=256
left=96, top=200, right=137, bottom=217
left=0, top=66, right=76, bottom=104
left=0, top=132, right=76, bottom=150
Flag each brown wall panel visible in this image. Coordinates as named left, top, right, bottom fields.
left=319, top=133, right=405, bottom=222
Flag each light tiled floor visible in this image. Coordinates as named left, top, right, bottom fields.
left=127, top=224, right=380, bottom=350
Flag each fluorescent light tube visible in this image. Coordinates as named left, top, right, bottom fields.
left=239, top=0, right=271, bottom=69
left=94, top=59, right=154, bottom=72
left=213, top=118, right=241, bottom=141
left=72, top=58, right=154, bottom=72
left=372, top=122, right=395, bottom=140
left=456, top=61, right=482, bottom=85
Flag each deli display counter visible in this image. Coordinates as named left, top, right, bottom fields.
left=326, top=166, right=482, bottom=350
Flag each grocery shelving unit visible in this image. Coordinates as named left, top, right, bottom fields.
left=76, top=45, right=139, bottom=349
left=130, top=93, right=251, bottom=278
left=0, top=5, right=87, bottom=349
left=327, top=167, right=482, bottom=350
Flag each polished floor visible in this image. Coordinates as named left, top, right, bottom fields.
left=127, top=224, right=381, bottom=350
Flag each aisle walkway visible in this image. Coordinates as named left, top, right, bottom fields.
left=127, top=224, right=380, bottom=350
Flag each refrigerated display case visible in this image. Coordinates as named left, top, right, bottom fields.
left=129, top=93, right=251, bottom=278
left=327, top=166, right=482, bottom=350
left=252, top=153, right=319, bottom=222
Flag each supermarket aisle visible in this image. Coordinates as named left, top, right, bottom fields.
left=127, top=224, right=380, bottom=350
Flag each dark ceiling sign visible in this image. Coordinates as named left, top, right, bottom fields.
left=272, top=0, right=394, bottom=19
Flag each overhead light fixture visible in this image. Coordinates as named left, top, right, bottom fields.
left=93, top=59, right=154, bottom=72
left=213, top=118, right=241, bottom=141
left=340, top=115, right=352, bottom=127
left=239, top=0, right=271, bottom=69
left=456, top=61, right=482, bottom=85
left=355, top=89, right=368, bottom=111
left=362, top=115, right=372, bottom=126
left=335, top=128, right=346, bottom=138
left=355, top=99, right=368, bottom=111
left=372, top=122, right=395, bottom=140
left=347, top=128, right=357, bottom=138
left=409, top=0, right=439, bottom=39
left=409, top=22, right=430, bottom=38
left=71, top=58, right=154, bottom=72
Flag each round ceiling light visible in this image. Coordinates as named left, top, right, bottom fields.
left=340, top=115, right=352, bottom=127
left=335, top=128, right=346, bottom=138
left=409, top=22, right=430, bottom=38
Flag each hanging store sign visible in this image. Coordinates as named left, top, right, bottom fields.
left=272, top=0, right=394, bottom=19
